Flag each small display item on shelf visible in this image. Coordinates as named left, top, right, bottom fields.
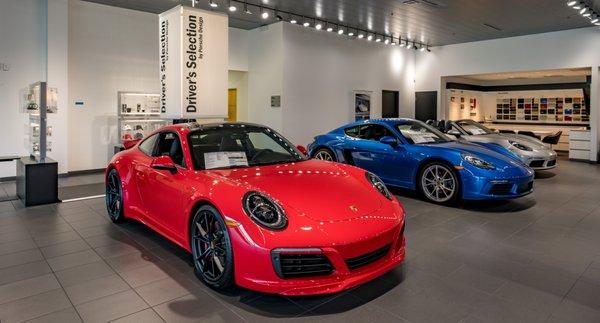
left=117, top=92, right=168, bottom=145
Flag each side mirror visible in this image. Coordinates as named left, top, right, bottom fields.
left=151, top=155, right=177, bottom=174
left=447, top=129, right=461, bottom=137
left=296, top=145, right=308, bottom=155
left=380, top=136, right=399, bottom=147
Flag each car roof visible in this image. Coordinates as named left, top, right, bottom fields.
left=344, top=118, right=420, bottom=128
left=158, top=122, right=272, bottom=134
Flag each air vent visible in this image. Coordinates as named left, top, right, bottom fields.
left=345, top=244, right=391, bottom=270
left=271, top=250, right=334, bottom=278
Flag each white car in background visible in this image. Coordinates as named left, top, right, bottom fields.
left=434, top=119, right=558, bottom=171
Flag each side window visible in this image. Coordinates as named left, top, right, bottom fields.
left=154, top=132, right=186, bottom=168
left=344, top=126, right=360, bottom=138
left=138, top=134, right=158, bottom=156
left=360, top=125, right=392, bottom=141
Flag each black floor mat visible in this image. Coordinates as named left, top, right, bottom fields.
left=58, top=183, right=105, bottom=201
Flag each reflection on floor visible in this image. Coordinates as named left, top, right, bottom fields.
left=0, top=160, right=599, bottom=322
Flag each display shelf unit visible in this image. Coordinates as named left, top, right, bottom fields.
left=117, top=92, right=168, bottom=143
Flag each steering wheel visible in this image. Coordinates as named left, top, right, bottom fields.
left=250, top=149, right=273, bottom=162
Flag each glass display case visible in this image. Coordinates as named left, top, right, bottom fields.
left=23, top=82, right=56, bottom=161
left=118, top=92, right=168, bottom=143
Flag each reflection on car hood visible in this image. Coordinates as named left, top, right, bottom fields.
left=422, top=141, right=529, bottom=170
left=463, top=133, right=555, bottom=154
left=208, top=159, right=384, bottom=222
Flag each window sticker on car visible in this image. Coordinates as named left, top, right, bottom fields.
left=204, top=152, right=249, bottom=169
left=402, top=131, right=436, bottom=144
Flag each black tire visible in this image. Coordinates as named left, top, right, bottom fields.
left=313, top=147, right=337, bottom=162
left=190, top=205, right=234, bottom=290
left=105, top=169, right=124, bottom=223
left=417, top=162, right=459, bottom=204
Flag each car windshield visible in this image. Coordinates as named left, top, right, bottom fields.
left=455, top=120, right=494, bottom=135
left=188, top=125, right=306, bottom=170
left=396, top=121, right=450, bottom=144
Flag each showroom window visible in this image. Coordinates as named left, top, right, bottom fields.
left=139, top=133, right=158, bottom=156
left=359, top=125, right=394, bottom=141
left=154, top=132, right=186, bottom=167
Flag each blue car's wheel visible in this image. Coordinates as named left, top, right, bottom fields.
left=314, top=148, right=336, bottom=162
left=419, top=163, right=459, bottom=204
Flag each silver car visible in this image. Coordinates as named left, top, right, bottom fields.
left=439, top=120, right=558, bottom=170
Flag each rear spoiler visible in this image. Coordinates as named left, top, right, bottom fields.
left=123, top=139, right=141, bottom=150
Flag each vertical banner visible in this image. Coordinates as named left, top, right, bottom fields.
left=159, top=5, right=228, bottom=119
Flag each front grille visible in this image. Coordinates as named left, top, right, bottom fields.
left=489, top=183, right=513, bottom=195
left=272, top=252, right=334, bottom=278
left=345, top=244, right=391, bottom=271
left=517, top=181, right=533, bottom=194
left=547, top=159, right=556, bottom=167
left=529, top=160, right=545, bottom=168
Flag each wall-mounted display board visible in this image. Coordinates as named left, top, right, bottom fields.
left=353, top=91, right=372, bottom=121
left=159, top=5, right=228, bottom=119
left=495, top=96, right=588, bottom=124
left=118, top=92, right=168, bottom=143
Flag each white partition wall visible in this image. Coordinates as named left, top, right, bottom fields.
left=159, top=5, right=228, bottom=119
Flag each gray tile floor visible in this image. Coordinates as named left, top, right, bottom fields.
left=1, top=159, right=600, bottom=322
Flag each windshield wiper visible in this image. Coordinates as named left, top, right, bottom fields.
left=251, top=159, right=300, bottom=167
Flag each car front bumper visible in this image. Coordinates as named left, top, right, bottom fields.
left=461, top=172, right=535, bottom=200
left=229, top=221, right=405, bottom=296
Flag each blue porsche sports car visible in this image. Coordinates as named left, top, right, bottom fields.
left=308, top=118, right=535, bottom=203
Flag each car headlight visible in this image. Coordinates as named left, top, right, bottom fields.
left=462, top=154, right=495, bottom=170
left=509, top=140, right=532, bottom=151
left=366, top=172, right=393, bottom=200
left=242, top=192, right=287, bottom=230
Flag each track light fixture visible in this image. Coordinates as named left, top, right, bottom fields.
left=228, top=1, right=236, bottom=12
left=261, top=7, right=269, bottom=19
left=568, top=1, right=600, bottom=27
left=214, top=1, right=432, bottom=52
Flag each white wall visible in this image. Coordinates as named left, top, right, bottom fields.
left=229, top=28, right=249, bottom=72
left=0, top=0, right=52, bottom=178
left=251, top=23, right=416, bottom=146
left=416, top=27, right=600, bottom=161
left=68, top=0, right=159, bottom=171
left=246, top=24, right=284, bottom=132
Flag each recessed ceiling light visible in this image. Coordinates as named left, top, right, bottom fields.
left=583, top=12, right=591, bottom=17
left=209, top=0, right=218, bottom=8
left=228, top=4, right=237, bottom=12
left=290, top=18, right=297, bottom=24
left=580, top=7, right=588, bottom=14
left=244, top=3, right=252, bottom=14
left=375, top=37, right=382, bottom=42
left=315, top=23, right=322, bottom=30
left=357, top=33, right=364, bottom=39
left=338, top=28, right=344, bottom=35
left=384, top=38, right=390, bottom=44
left=567, top=0, right=577, bottom=6
left=327, top=26, right=333, bottom=32
left=367, top=35, right=373, bottom=41
left=303, top=21, right=310, bottom=27
left=348, top=31, right=354, bottom=36
left=261, top=11, right=269, bottom=19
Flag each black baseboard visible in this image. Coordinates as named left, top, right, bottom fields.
left=1, top=168, right=105, bottom=182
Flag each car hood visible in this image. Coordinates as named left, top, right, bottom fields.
left=421, top=141, right=529, bottom=170
left=207, top=159, right=383, bottom=222
left=463, top=134, right=556, bottom=156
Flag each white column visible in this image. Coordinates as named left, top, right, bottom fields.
left=46, top=0, right=69, bottom=173
left=590, top=66, right=599, bottom=162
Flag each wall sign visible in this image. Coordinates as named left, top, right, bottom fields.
left=159, top=5, right=228, bottom=119
left=0, top=63, right=9, bottom=72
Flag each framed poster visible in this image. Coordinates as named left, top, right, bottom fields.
left=353, top=91, right=372, bottom=121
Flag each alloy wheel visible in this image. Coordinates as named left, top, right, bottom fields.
left=192, top=210, right=228, bottom=283
left=315, top=150, right=334, bottom=161
left=421, top=164, right=456, bottom=203
left=105, top=170, right=122, bottom=221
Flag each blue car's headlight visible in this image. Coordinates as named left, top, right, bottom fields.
left=509, top=140, right=532, bottom=151
left=366, top=172, right=393, bottom=200
left=462, top=154, right=495, bottom=170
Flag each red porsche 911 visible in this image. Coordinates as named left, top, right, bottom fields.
left=105, top=122, right=406, bottom=296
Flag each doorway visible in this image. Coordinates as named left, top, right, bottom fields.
left=228, top=89, right=237, bottom=122
left=415, top=91, right=438, bottom=122
left=382, top=90, right=399, bottom=118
